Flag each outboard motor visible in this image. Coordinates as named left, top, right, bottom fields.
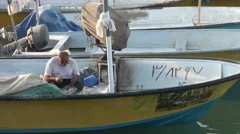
left=81, top=2, right=130, bottom=51
left=26, top=24, right=49, bottom=52
left=0, top=24, right=49, bottom=56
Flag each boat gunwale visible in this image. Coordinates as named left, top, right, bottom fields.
left=3, top=46, right=240, bottom=58
left=0, top=56, right=239, bottom=101
left=130, top=22, right=240, bottom=30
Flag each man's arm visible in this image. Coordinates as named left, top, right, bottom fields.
left=44, top=75, right=62, bottom=83
left=71, top=59, right=80, bottom=83
left=71, top=75, right=80, bottom=84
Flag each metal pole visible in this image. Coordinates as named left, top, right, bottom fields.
left=197, top=0, right=201, bottom=26
left=34, top=0, right=40, bottom=25
left=7, top=0, right=21, bottom=53
left=103, top=0, right=115, bottom=93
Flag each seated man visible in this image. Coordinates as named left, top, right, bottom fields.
left=44, top=51, right=81, bottom=89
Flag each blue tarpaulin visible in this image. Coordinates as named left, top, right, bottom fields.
left=16, top=5, right=82, bottom=39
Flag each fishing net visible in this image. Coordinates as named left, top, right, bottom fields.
left=0, top=73, right=63, bottom=97
left=10, top=83, right=64, bottom=97
left=2, top=67, right=104, bottom=97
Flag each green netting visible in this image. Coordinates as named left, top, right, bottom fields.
left=10, top=84, right=64, bottom=97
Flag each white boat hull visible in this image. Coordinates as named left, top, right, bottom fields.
left=7, top=29, right=240, bottom=62
left=0, top=0, right=180, bottom=10
left=62, top=7, right=240, bottom=29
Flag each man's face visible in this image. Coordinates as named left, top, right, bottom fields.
left=58, top=56, right=69, bottom=66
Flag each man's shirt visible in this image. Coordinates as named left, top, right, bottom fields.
left=44, top=56, right=80, bottom=79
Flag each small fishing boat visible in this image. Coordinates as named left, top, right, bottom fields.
left=3, top=1, right=240, bottom=30
left=0, top=0, right=181, bottom=11
left=0, top=57, right=239, bottom=132
left=2, top=2, right=240, bottom=61
left=2, top=10, right=240, bottom=64
left=57, top=2, right=240, bottom=30
left=4, top=28, right=240, bottom=62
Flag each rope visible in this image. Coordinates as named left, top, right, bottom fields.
left=7, top=32, right=16, bottom=41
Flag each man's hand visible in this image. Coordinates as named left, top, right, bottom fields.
left=71, top=76, right=78, bottom=84
left=55, top=77, right=63, bottom=83
left=44, top=75, right=63, bottom=83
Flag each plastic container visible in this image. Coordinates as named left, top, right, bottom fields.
left=84, top=75, right=98, bottom=87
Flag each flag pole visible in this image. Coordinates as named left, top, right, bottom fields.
left=7, top=0, right=21, bottom=54
left=103, top=0, right=115, bottom=93
left=197, top=0, right=201, bottom=26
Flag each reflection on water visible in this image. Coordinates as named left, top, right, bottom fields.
left=199, top=100, right=240, bottom=134
left=52, top=98, right=240, bottom=134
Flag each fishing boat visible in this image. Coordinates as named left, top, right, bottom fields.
left=68, top=3, right=240, bottom=30
left=35, top=6, right=240, bottom=30
left=3, top=28, right=240, bottom=62
left=0, top=57, right=240, bottom=132
left=3, top=0, right=240, bottom=30
left=2, top=2, right=240, bottom=60
left=52, top=1, right=240, bottom=30
left=2, top=7, right=240, bottom=63
left=0, top=0, right=181, bottom=11
left=80, top=0, right=240, bottom=30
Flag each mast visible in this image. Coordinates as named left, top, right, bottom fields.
left=103, top=0, right=115, bottom=93
left=34, top=0, right=40, bottom=25
left=7, top=0, right=21, bottom=54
